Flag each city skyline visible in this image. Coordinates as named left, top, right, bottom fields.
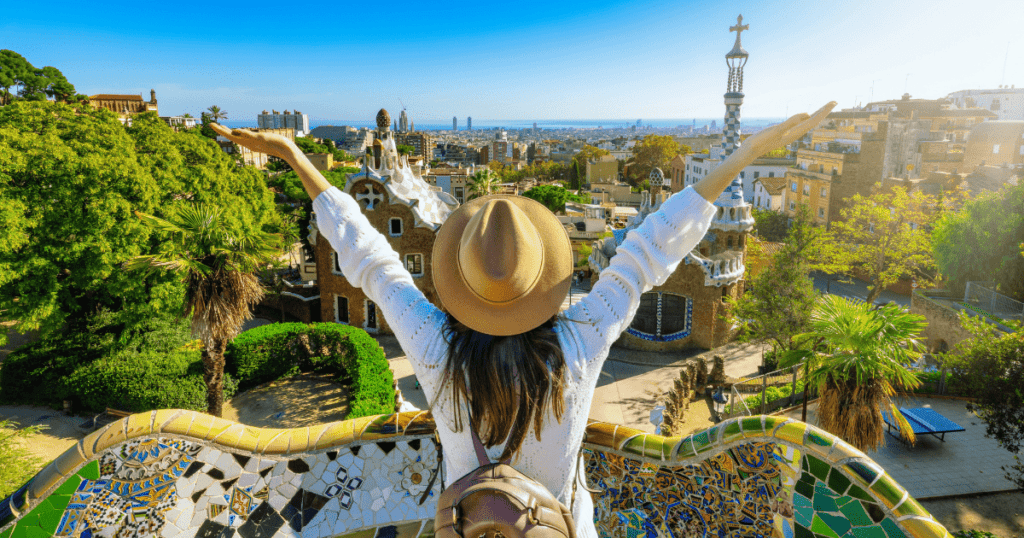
left=3, top=0, right=1021, bottom=122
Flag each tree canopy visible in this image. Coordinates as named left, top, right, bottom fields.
left=752, top=207, right=789, bottom=242
left=293, top=136, right=355, bottom=164
left=0, top=102, right=287, bottom=345
left=826, top=184, right=937, bottom=304
left=0, top=50, right=80, bottom=105
left=521, top=184, right=587, bottom=214
left=628, top=135, right=681, bottom=184
left=943, top=313, right=1024, bottom=488
left=729, top=205, right=823, bottom=354
left=933, top=182, right=1024, bottom=301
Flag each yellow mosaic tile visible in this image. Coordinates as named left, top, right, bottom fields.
left=79, top=424, right=107, bottom=459
left=262, top=430, right=292, bottom=454
left=661, top=436, right=682, bottom=460
left=349, top=416, right=378, bottom=440
left=584, top=421, right=618, bottom=449
left=152, top=409, right=184, bottom=432
left=184, top=412, right=217, bottom=439
left=123, top=411, right=155, bottom=439
left=303, top=424, right=332, bottom=452
left=200, top=416, right=236, bottom=442
left=899, top=517, right=950, bottom=538
left=26, top=463, right=62, bottom=501
left=91, top=420, right=128, bottom=454
left=211, top=423, right=248, bottom=448
left=613, top=425, right=645, bottom=450
left=828, top=438, right=863, bottom=463
left=312, top=421, right=357, bottom=451
left=286, top=427, right=311, bottom=455
left=160, top=411, right=198, bottom=437
left=253, top=428, right=288, bottom=454
left=232, top=426, right=262, bottom=453
left=51, top=445, right=86, bottom=476
left=773, top=421, right=807, bottom=446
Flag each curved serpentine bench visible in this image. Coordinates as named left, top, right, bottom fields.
left=0, top=410, right=951, bottom=538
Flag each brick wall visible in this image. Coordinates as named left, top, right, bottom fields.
left=316, top=177, right=441, bottom=335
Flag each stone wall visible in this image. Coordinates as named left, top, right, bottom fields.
left=0, top=411, right=954, bottom=538
left=829, top=124, right=887, bottom=221
left=910, top=290, right=974, bottom=353
left=615, top=263, right=740, bottom=352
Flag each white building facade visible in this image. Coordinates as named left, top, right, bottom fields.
left=947, top=88, right=1024, bottom=121
left=258, top=110, right=310, bottom=137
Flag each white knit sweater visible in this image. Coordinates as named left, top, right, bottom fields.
left=312, top=186, right=716, bottom=537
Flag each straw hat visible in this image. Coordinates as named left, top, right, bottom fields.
left=432, top=194, right=572, bottom=336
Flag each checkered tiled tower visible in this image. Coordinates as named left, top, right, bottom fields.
left=711, top=15, right=755, bottom=232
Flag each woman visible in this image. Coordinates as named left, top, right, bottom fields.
left=211, top=102, right=833, bottom=537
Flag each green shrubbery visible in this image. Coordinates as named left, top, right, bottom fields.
left=0, top=312, right=234, bottom=412
left=727, top=380, right=806, bottom=415
left=226, top=323, right=394, bottom=419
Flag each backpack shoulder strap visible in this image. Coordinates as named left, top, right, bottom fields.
left=468, top=409, right=512, bottom=466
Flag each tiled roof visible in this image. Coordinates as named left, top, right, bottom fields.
left=89, top=94, right=143, bottom=101
left=754, top=177, right=788, bottom=195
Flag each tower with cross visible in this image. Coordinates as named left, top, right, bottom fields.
left=712, top=14, right=755, bottom=231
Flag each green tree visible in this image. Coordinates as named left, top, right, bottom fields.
left=468, top=170, right=500, bottom=200
left=0, top=103, right=285, bottom=346
left=942, top=313, right=1024, bottom=488
left=752, top=207, right=789, bottom=242
left=206, top=105, right=228, bottom=122
left=628, top=134, right=680, bottom=184
left=0, top=50, right=77, bottom=104
left=933, top=182, right=1024, bottom=301
left=780, top=296, right=924, bottom=451
left=729, top=205, right=824, bottom=355
left=827, top=184, right=937, bottom=304
left=576, top=244, right=592, bottom=267
left=396, top=144, right=415, bottom=156
left=522, top=184, right=586, bottom=214
left=128, top=204, right=281, bottom=416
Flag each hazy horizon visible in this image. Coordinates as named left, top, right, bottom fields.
left=4, top=0, right=1021, bottom=121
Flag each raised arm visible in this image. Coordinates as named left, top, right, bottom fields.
left=211, top=124, right=448, bottom=377
left=210, top=123, right=332, bottom=201
left=563, top=103, right=835, bottom=380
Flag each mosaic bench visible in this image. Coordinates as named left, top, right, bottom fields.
left=0, top=410, right=953, bottom=538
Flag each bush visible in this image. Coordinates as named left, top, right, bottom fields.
left=952, top=531, right=1000, bottom=538
left=0, top=311, right=233, bottom=413
left=226, top=322, right=394, bottom=419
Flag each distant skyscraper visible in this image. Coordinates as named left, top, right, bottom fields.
left=636, top=119, right=642, bottom=127
left=467, top=116, right=472, bottom=130
left=453, top=116, right=458, bottom=130
left=258, top=109, right=310, bottom=136
left=533, top=122, right=537, bottom=131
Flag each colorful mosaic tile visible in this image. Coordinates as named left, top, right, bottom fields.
left=0, top=412, right=954, bottom=538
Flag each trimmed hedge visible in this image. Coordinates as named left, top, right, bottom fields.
left=0, top=312, right=236, bottom=413
left=225, top=323, right=394, bottom=419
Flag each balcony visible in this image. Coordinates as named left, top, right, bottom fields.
left=0, top=410, right=954, bottom=538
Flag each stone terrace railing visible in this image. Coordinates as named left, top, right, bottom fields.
left=0, top=411, right=953, bottom=538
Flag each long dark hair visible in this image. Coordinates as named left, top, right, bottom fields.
left=437, top=313, right=567, bottom=462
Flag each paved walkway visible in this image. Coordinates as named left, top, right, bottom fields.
left=781, top=397, right=1018, bottom=499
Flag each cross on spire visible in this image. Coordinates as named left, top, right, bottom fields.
left=730, top=15, right=748, bottom=46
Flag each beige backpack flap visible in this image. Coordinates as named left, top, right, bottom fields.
left=434, top=411, right=577, bottom=538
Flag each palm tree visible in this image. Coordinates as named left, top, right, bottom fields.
left=467, top=170, right=500, bottom=200
left=780, top=295, right=925, bottom=451
left=207, top=105, right=228, bottom=122
left=127, top=204, right=281, bottom=416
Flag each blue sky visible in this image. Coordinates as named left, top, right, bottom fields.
left=3, top=0, right=1021, bottom=123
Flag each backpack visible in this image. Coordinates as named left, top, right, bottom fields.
left=432, top=419, right=586, bottom=538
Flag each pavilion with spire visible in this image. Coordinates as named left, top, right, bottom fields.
left=588, top=16, right=754, bottom=351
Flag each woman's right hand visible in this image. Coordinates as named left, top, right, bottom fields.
left=210, top=123, right=302, bottom=164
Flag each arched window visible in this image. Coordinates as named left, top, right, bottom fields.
left=627, top=292, right=692, bottom=342
left=727, top=237, right=733, bottom=248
